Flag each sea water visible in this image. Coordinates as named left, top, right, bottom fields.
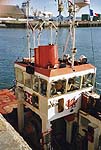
left=0, top=27, right=101, bottom=90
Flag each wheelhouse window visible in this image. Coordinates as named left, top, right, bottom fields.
left=24, top=73, right=32, bottom=88
left=50, top=79, right=66, bottom=97
left=67, top=76, right=81, bottom=92
left=82, top=73, right=94, bottom=88
left=40, top=79, right=47, bottom=96
left=33, top=76, right=39, bottom=92
left=15, top=68, right=23, bottom=84
left=75, top=76, right=81, bottom=89
left=32, top=94, right=39, bottom=109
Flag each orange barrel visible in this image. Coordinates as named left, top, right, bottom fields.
left=39, top=45, right=58, bottom=68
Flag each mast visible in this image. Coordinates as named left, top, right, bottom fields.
left=26, top=0, right=31, bottom=60
left=68, top=0, right=77, bottom=69
left=68, top=0, right=90, bottom=68
left=71, top=0, right=76, bottom=69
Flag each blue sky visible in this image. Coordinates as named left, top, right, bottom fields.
left=1, top=0, right=101, bottom=17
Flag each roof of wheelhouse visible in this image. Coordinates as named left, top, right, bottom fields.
left=15, top=61, right=95, bottom=77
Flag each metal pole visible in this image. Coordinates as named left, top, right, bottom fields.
left=50, top=25, right=53, bottom=45
left=71, top=2, right=76, bottom=68
left=15, top=87, right=24, bottom=132
left=26, top=0, right=31, bottom=60
left=71, top=0, right=77, bottom=69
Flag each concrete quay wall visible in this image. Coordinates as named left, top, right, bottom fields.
left=0, top=114, right=32, bottom=150
left=0, top=20, right=101, bottom=28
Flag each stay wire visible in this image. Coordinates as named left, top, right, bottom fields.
left=89, top=4, right=95, bottom=66
left=90, top=26, right=95, bottom=66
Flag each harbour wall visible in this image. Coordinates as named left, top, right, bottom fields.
left=0, top=20, right=101, bottom=28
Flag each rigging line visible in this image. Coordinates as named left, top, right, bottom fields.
left=55, top=29, right=58, bottom=44
left=49, top=21, right=58, bottom=44
left=90, top=26, right=95, bottom=66
left=63, top=31, right=70, bottom=56
left=90, top=28, right=96, bottom=96
left=88, top=4, right=97, bottom=92
left=88, top=4, right=95, bottom=66
left=28, top=22, right=36, bottom=48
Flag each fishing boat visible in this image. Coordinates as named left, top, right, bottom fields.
left=2, top=0, right=100, bottom=149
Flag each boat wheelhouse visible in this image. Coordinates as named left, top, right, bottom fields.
left=14, top=0, right=101, bottom=149
left=14, top=42, right=96, bottom=144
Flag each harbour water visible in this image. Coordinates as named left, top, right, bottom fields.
left=0, top=27, right=101, bottom=91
